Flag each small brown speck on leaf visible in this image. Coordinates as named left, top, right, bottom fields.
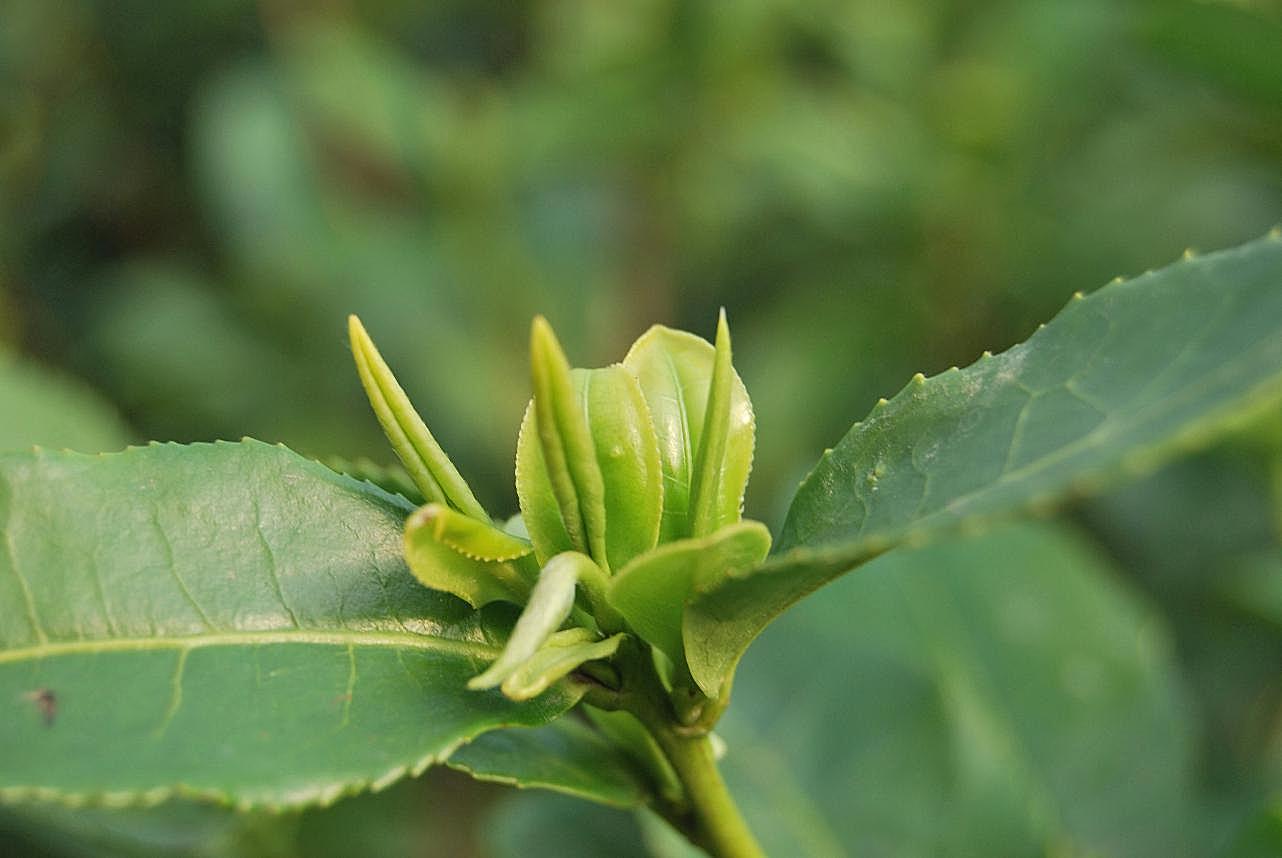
left=24, top=689, right=57, bottom=727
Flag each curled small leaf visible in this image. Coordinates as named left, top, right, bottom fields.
left=414, top=503, right=533, bottom=562
left=500, top=632, right=625, bottom=701
left=469, top=551, right=582, bottom=691
left=404, top=506, right=535, bottom=608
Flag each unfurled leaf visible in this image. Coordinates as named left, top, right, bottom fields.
left=716, top=523, right=1195, bottom=857
left=608, top=521, right=771, bottom=693
left=0, top=441, right=579, bottom=809
left=623, top=323, right=754, bottom=543
left=687, top=234, right=1282, bottom=699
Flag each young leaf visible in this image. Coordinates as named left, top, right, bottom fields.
left=469, top=553, right=581, bottom=691
left=500, top=632, right=625, bottom=701
left=514, top=401, right=574, bottom=562
left=403, top=506, right=535, bottom=607
left=607, top=521, right=771, bottom=689
left=412, top=503, right=533, bottom=562
left=687, top=233, right=1282, bottom=698
left=688, top=310, right=735, bottom=538
left=583, top=366, right=664, bottom=570
left=623, top=322, right=755, bottom=542
left=348, top=315, right=489, bottom=521
left=517, top=365, right=664, bottom=571
left=0, top=441, right=581, bottom=809
left=527, top=317, right=609, bottom=566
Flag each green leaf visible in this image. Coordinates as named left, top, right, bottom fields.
left=715, top=523, right=1196, bottom=857
left=527, top=316, right=608, bottom=565
left=322, top=457, right=423, bottom=506
left=689, top=310, right=736, bottom=538
left=608, top=521, right=771, bottom=692
left=348, top=315, right=489, bottom=521
left=0, top=800, right=295, bottom=858
left=469, top=554, right=581, bottom=692
left=0, top=352, right=130, bottom=454
left=623, top=323, right=755, bottom=543
left=402, top=506, right=535, bottom=608
left=409, top=503, right=532, bottom=563
left=517, top=363, right=664, bottom=572
left=690, top=234, right=1282, bottom=697
left=500, top=633, right=624, bottom=701
left=447, top=717, right=648, bottom=809
left=0, top=441, right=581, bottom=809
left=483, top=793, right=662, bottom=858
left=583, top=365, right=664, bottom=571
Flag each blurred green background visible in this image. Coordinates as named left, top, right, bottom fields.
left=2, top=0, right=1281, bottom=855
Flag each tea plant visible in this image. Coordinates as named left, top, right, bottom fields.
left=2, top=234, right=1281, bottom=856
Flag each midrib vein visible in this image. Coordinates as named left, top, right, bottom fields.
left=0, top=628, right=500, bottom=665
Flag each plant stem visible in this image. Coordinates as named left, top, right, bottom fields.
left=614, top=642, right=764, bottom=858
left=649, top=727, right=765, bottom=858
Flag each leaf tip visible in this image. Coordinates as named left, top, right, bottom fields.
left=911, top=372, right=926, bottom=385
left=1181, top=248, right=1197, bottom=261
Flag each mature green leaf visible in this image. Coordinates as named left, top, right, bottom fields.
left=483, top=792, right=657, bottom=858
left=0, top=441, right=581, bottom=809
left=714, top=523, right=1196, bottom=857
left=321, top=457, right=423, bottom=506
left=689, top=234, right=1282, bottom=697
left=0, top=352, right=130, bottom=454
left=447, top=717, right=648, bottom=808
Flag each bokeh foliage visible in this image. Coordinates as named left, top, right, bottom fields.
left=1, top=0, right=1280, bottom=855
